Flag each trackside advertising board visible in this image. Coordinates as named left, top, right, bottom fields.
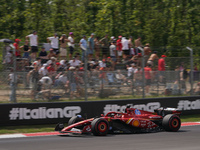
left=0, top=96, right=200, bottom=126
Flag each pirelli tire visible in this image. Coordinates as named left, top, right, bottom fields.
left=91, top=118, right=109, bottom=136
left=162, top=114, right=181, bottom=132
left=68, top=116, right=84, bottom=126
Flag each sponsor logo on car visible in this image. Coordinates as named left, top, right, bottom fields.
left=132, top=120, right=140, bottom=127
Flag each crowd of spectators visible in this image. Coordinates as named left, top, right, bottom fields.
left=5, top=31, right=197, bottom=100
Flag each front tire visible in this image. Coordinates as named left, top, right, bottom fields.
left=68, top=116, right=84, bottom=126
left=91, top=118, right=109, bottom=136
left=162, top=114, right=181, bottom=132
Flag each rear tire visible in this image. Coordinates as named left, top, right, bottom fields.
left=162, top=114, right=181, bottom=132
left=68, top=116, right=84, bottom=126
left=91, top=118, right=109, bottom=136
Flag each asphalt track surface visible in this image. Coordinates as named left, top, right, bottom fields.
left=0, top=125, right=200, bottom=150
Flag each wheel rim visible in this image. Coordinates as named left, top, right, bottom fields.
left=98, top=122, right=107, bottom=132
left=171, top=118, right=179, bottom=128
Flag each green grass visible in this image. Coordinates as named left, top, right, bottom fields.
left=0, top=124, right=56, bottom=135
left=0, top=114, right=200, bottom=135
left=181, top=114, right=200, bottom=122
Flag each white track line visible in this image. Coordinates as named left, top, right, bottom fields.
left=0, top=134, right=26, bottom=139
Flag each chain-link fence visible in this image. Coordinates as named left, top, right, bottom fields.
left=1, top=68, right=200, bottom=103
left=0, top=42, right=200, bottom=103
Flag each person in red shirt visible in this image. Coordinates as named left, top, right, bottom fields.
left=144, top=64, right=152, bottom=96
left=13, top=39, right=21, bottom=57
left=47, top=63, right=56, bottom=80
left=158, top=55, right=166, bottom=83
left=116, top=36, right=122, bottom=62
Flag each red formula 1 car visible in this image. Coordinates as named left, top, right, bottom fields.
left=55, top=106, right=181, bottom=136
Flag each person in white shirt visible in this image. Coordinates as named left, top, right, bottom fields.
left=39, top=76, right=53, bottom=88
left=122, top=37, right=129, bottom=60
left=127, top=63, right=138, bottom=79
left=99, top=59, right=106, bottom=68
left=47, top=33, right=59, bottom=56
left=109, top=41, right=117, bottom=61
left=4, top=50, right=13, bottom=64
left=26, top=31, right=38, bottom=61
left=39, top=63, right=48, bottom=77
left=36, top=75, right=53, bottom=100
left=68, top=32, right=75, bottom=60
left=68, top=56, right=81, bottom=67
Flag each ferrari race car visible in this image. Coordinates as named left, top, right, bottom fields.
left=55, top=106, right=181, bottom=136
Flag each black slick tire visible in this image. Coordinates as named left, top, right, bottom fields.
left=91, top=118, right=109, bottom=136
left=162, top=114, right=181, bottom=132
left=68, top=116, right=84, bottom=126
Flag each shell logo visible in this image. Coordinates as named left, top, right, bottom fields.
left=132, top=120, right=140, bottom=127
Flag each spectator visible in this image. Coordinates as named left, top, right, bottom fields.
left=158, top=55, right=167, bottom=83
left=128, top=36, right=134, bottom=58
left=39, top=63, right=48, bottom=77
left=48, top=48, right=56, bottom=59
left=109, top=40, right=117, bottom=65
left=106, top=57, right=112, bottom=69
left=179, top=68, right=188, bottom=94
left=143, top=43, right=152, bottom=65
left=116, top=36, right=123, bottom=62
left=67, top=32, right=75, bottom=60
left=27, top=64, right=40, bottom=100
left=69, top=56, right=81, bottom=67
left=194, top=82, right=200, bottom=95
left=99, top=59, right=106, bottom=68
left=59, top=34, right=68, bottom=60
left=47, top=33, right=59, bottom=57
left=39, top=47, right=48, bottom=64
left=57, top=60, right=67, bottom=72
left=88, top=33, right=95, bottom=60
left=94, top=37, right=101, bottom=60
left=144, top=64, right=153, bottom=96
left=47, top=63, right=56, bottom=80
left=99, top=67, right=106, bottom=89
left=26, top=31, right=38, bottom=61
left=147, top=51, right=159, bottom=67
left=127, top=63, right=138, bottom=81
left=47, top=56, right=57, bottom=66
left=32, top=57, right=42, bottom=69
left=134, top=67, right=143, bottom=93
left=39, top=75, right=53, bottom=89
left=106, top=67, right=115, bottom=85
left=79, top=35, right=87, bottom=61
left=122, top=37, right=129, bottom=60
left=20, top=40, right=30, bottom=61
left=37, top=75, right=53, bottom=100
left=4, top=50, right=13, bottom=65
left=128, top=55, right=139, bottom=66
left=100, top=34, right=109, bottom=59
left=13, top=39, right=21, bottom=57
left=54, top=72, right=68, bottom=87
left=110, top=41, right=117, bottom=62
left=179, top=62, right=185, bottom=71
left=115, top=69, right=127, bottom=83
left=68, top=66, right=77, bottom=99
left=134, top=36, right=142, bottom=55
